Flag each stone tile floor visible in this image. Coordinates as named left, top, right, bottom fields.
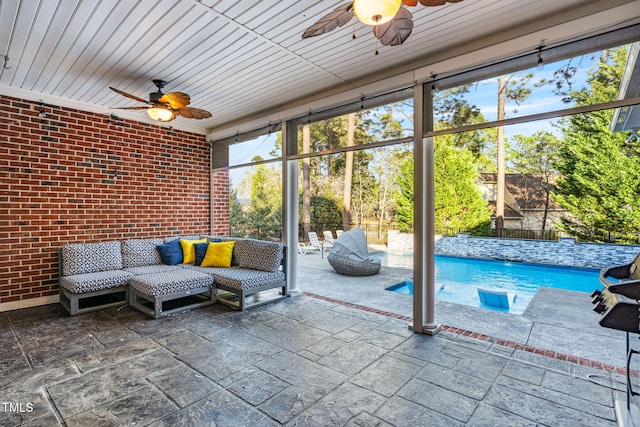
left=0, top=292, right=628, bottom=426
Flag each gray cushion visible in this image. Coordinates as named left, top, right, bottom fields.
left=233, top=239, right=283, bottom=272
left=182, top=265, right=230, bottom=276
left=60, top=270, right=132, bottom=293
left=213, top=268, right=286, bottom=291
left=62, top=241, right=123, bottom=276
left=164, top=235, right=204, bottom=243
left=123, top=265, right=182, bottom=275
left=129, top=270, right=213, bottom=297
left=121, top=239, right=164, bottom=267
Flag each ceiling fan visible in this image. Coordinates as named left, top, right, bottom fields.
left=109, top=79, right=212, bottom=122
left=302, top=0, right=463, bottom=49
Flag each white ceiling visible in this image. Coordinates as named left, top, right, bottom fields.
left=1, top=0, right=639, bottom=137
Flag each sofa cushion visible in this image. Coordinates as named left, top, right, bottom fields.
left=233, top=239, right=284, bottom=272
left=123, top=265, right=182, bottom=275
left=121, top=239, right=164, bottom=268
left=129, top=269, right=213, bottom=297
left=62, top=241, right=123, bottom=276
left=180, top=238, right=208, bottom=264
left=157, top=239, right=184, bottom=265
left=60, top=270, right=133, bottom=294
left=164, top=234, right=204, bottom=243
left=182, top=265, right=228, bottom=276
left=213, top=268, right=286, bottom=291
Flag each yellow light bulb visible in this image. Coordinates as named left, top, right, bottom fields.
left=353, top=0, right=402, bottom=26
left=147, top=107, right=174, bottom=122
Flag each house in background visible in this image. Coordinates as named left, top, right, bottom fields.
left=478, top=173, right=567, bottom=235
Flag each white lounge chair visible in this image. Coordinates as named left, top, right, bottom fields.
left=321, top=231, right=335, bottom=257
left=298, top=242, right=309, bottom=255
left=477, top=287, right=516, bottom=309
left=299, top=232, right=323, bottom=255
left=323, top=230, right=336, bottom=244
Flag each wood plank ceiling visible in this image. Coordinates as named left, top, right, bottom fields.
left=1, top=0, right=638, bottom=135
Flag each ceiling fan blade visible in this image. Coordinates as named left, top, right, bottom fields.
left=109, top=86, right=150, bottom=104
left=159, top=92, right=191, bottom=109
left=374, top=8, right=413, bottom=46
left=302, top=2, right=354, bottom=39
left=403, top=0, right=418, bottom=5
left=174, top=107, right=212, bottom=120
left=111, top=106, right=149, bottom=110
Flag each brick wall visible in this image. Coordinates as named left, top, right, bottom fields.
left=0, top=95, right=228, bottom=309
left=212, top=170, right=230, bottom=236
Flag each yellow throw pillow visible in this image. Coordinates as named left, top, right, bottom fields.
left=201, top=241, right=236, bottom=268
left=180, top=238, right=207, bottom=264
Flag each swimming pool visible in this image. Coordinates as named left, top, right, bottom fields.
left=382, top=254, right=601, bottom=314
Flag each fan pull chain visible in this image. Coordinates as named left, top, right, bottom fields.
left=374, top=25, right=379, bottom=55
left=352, top=21, right=357, bottom=39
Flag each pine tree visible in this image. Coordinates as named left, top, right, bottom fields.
left=394, top=157, right=414, bottom=233
left=434, top=137, right=492, bottom=233
left=394, top=138, right=491, bottom=233
left=553, top=47, right=640, bottom=242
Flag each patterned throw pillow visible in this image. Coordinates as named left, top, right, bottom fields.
left=200, top=241, right=236, bottom=268
left=234, top=239, right=283, bottom=272
left=164, top=234, right=204, bottom=243
left=156, top=239, right=183, bottom=265
left=180, top=238, right=207, bottom=264
left=121, top=239, right=164, bottom=267
left=62, top=241, right=123, bottom=276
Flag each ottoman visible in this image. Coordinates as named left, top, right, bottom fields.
left=128, top=269, right=215, bottom=318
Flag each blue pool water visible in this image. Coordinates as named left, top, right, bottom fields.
left=383, top=255, right=601, bottom=314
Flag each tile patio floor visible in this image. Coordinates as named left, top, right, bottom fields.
left=0, top=252, right=634, bottom=426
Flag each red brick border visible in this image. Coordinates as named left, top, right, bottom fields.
left=303, top=291, right=629, bottom=375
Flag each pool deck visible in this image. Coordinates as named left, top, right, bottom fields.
left=296, top=250, right=630, bottom=369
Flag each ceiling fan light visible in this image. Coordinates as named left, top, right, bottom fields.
left=353, top=0, right=402, bottom=26
left=147, top=107, right=174, bottom=122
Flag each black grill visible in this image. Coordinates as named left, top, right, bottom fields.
left=594, top=254, right=640, bottom=333
left=593, top=253, right=640, bottom=427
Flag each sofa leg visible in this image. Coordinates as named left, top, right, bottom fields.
left=235, top=290, right=242, bottom=311
left=154, top=297, right=163, bottom=319
left=70, top=294, right=79, bottom=316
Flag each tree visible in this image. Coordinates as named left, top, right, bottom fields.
left=512, top=131, right=562, bottom=232
left=228, top=184, right=246, bottom=237
left=394, top=157, right=414, bottom=232
left=434, top=137, right=492, bottom=232
left=302, top=124, right=311, bottom=239
left=495, top=72, right=535, bottom=236
left=343, top=113, right=355, bottom=231
left=239, top=164, right=282, bottom=239
left=553, top=46, right=640, bottom=241
left=434, top=85, right=492, bottom=158
left=394, top=137, right=491, bottom=233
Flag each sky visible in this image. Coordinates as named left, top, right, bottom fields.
left=226, top=46, right=623, bottom=194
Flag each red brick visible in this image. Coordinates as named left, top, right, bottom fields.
left=1, top=95, right=221, bottom=306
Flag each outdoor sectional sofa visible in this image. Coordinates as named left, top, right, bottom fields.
left=58, top=235, right=287, bottom=318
